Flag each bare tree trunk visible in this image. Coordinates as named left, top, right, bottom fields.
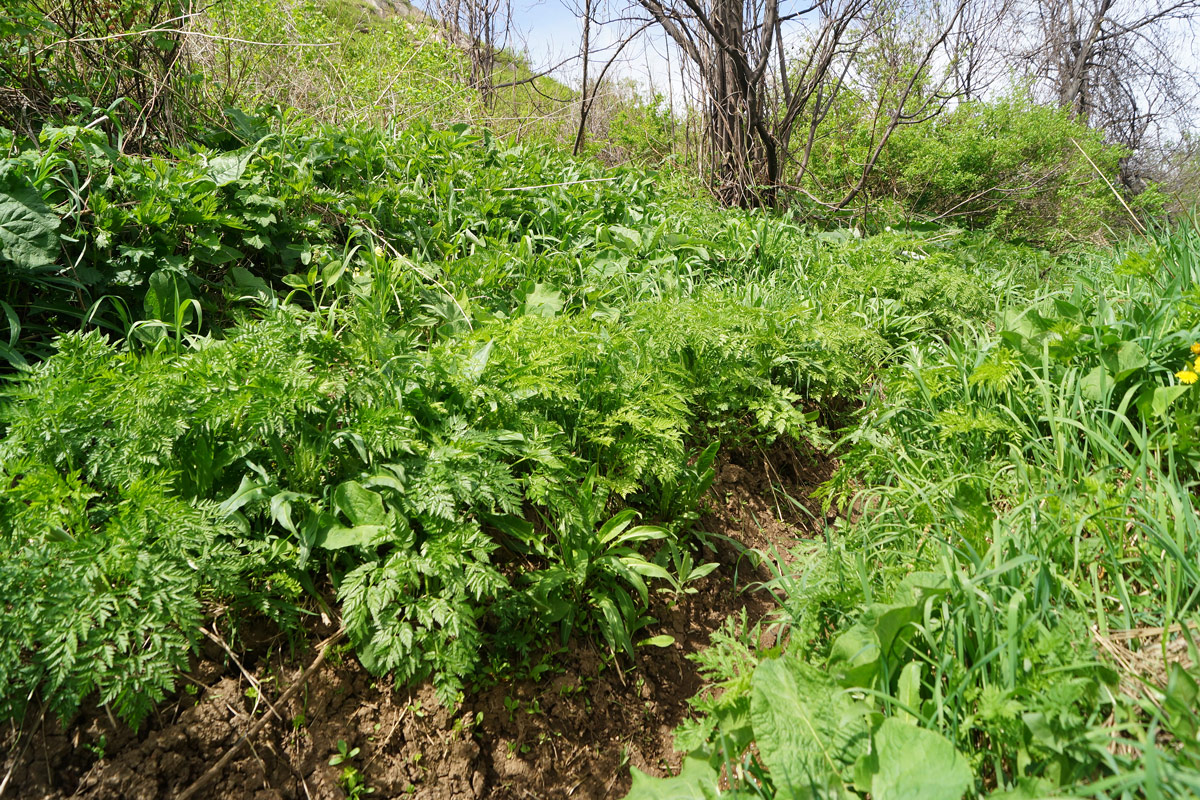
left=436, top=0, right=510, bottom=107
left=573, top=0, right=593, bottom=155
left=1015, top=0, right=1200, bottom=160
left=1056, top=0, right=1113, bottom=120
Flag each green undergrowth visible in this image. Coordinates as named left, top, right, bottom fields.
left=0, top=111, right=1060, bottom=729
left=630, top=227, right=1200, bottom=798
left=7, top=108, right=1193, bottom=797
left=197, top=0, right=480, bottom=126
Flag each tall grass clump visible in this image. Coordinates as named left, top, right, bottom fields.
left=631, top=225, right=1200, bottom=798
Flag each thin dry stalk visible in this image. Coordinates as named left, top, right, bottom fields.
left=175, top=628, right=346, bottom=800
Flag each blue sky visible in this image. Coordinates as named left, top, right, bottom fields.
left=469, top=0, right=685, bottom=103
left=424, top=0, right=1200, bottom=143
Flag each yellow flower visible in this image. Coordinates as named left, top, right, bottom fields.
left=1191, top=342, right=1200, bottom=355
left=1177, top=369, right=1199, bottom=385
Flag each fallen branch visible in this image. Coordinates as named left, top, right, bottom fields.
left=175, top=628, right=346, bottom=800
left=40, top=26, right=337, bottom=56
left=200, top=627, right=285, bottom=725
left=452, top=176, right=621, bottom=192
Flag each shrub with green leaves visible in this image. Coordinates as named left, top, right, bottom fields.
left=804, top=88, right=1155, bottom=244
left=195, top=0, right=477, bottom=126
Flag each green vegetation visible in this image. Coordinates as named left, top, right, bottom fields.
left=198, top=0, right=480, bottom=125
left=2, top=0, right=1199, bottom=797
left=632, top=225, right=1200, bottom=798
left=828, top=89, right=1161, bottom=243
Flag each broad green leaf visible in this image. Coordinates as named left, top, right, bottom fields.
left=144, top=269, right=194, bottom=322
left=829, top=602, right=921, bottom=688
left=609, top=525, right=667, bottom=546
left=897, top=662, right=923, bottom=721
left=751, top=655, right=870, bottom=791
left=598, top=508, right=637, bottom=543
left=1162, top=663, right=1199, bottom=739
left=623, top=754, right=720, bottom=800
left=1052, top=298, right=1083, bottom=322
left=870, top=718, right=972, bottom=800
left=618, top=557, right=673, bottom=581
left=524, top=283, right=563, bottom=317
left=816, top=229, right=855, bottom=245
left=828, top=623, right=880, bottom=687
left=228, top=266, right=271, bottom=300
left=1165, top=661, right=1199, bottom=710
left=0, top=339, right=29, bottom=369
left=269, top=491, right=307, bottom=535
left=0, top=299, right=20, bottom=346
left=637, top=634, right=675, bottom=648
left=1079, top=366, right=1112, bottom=403
left=607, top=224, right=643, bottom=250
left=318, top=524, right=388, bottom=550
left=218, top=473, right=270, bottom=516
left=207, top=150, right=252, bottom=186
left=595, top=594, right=634, bottom=658
left=1148, top=384, right=1190, bottom=418
left=1023, top=711, right=1071, bottom=754
left=194, top=244, right=244, bottom=266
left=322, top=258, right=348, bottom=286
left=870, top=601, right=924, bottom=652
left=334, top=480, right=387, bottom=526
left=896, top=571, right=950, bottom=602
left=999, top=307, right=1052, bottom=341
left=0, top=171, right=60, bottom=270
left=685, top=561, right=720, bottom=581
left=1100, top=340, right=1148, bottom=381
left=464, top=338, right=494, bottom=382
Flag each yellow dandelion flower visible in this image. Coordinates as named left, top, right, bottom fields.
left=1191, top=342, right=1200, bottom=355
left=1177, top=369, right=1199, bottom=385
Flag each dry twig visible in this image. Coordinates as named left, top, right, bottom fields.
left=175, top=628, right=346, bottom=800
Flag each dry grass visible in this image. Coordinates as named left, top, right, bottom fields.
left=1094, top=622, right=1197, bottom=702
left=1094, top=621, right=1198, bottom=758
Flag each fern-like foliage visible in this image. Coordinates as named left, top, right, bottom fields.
left=0, top=465, right=248, bottom=726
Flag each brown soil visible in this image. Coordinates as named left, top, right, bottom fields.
left=703, top=440, right=837, bottom=561
left=3, top=445, right=834, bottom=800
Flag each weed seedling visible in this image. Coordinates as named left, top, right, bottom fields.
left=330, top=740, right=374, bottom=798
left=503, top=695, right=520, bottom=722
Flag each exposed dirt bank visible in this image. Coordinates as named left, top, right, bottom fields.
left=3, top=445, right=834, bottom=800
